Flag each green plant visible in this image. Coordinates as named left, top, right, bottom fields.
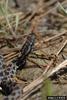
left=41, top=78, right=53, bottom=100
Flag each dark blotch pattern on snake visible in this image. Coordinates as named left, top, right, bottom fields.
left=0, top=33, right=35, bottom=100
left=0, top=55, right=22, bottom=100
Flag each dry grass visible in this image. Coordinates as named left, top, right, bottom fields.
left=0, top=0, right=67, bottom=100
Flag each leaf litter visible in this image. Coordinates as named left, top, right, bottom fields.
left=0, top=0, right=67, bottom=100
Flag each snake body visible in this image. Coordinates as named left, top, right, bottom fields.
left=0, top=33, right=35, bottom=100
left=0, top=57, right=22, bottom=100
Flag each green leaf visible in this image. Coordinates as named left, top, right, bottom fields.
left=57, top=2, right=67, bottom=15
left=41, top=78, right=52, bottom=100
left=15, top=15, right=19, bottom=32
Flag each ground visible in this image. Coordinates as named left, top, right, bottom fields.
left=0, top=0, right=67, bottom=100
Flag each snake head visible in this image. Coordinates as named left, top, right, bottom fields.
left=15, top=32, right=35, bottom=70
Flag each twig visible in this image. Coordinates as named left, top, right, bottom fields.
left=44, top=31, right=67, bottom=42
left=4, top=52, right=16, bottom=59
left=27, top=58, right=42, bottom=68
left=47, top=59, right=67, bottom=77
left=57, top=40, right=67, bottom=55
left=5, top=53, right=18, bottom=62
left=21, top=59, right=67, bottom=100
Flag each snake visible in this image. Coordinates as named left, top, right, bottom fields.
left=0, top=33, right=35, bottom=100
left=0, top=56, right=22, bottom=100
left=14, top=32, right=35, bottom=70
